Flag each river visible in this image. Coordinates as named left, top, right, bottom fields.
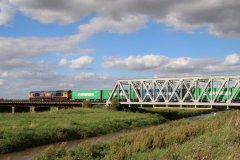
left=0, top=112, right=218, bottom=160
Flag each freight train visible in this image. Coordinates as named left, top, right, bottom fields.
left=29, top=90, right=116, bottom=102
left=29, top=87, right=240, bottom=102
left=29, top=89, right=137, bottom=102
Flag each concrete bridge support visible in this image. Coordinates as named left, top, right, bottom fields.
left=30, top=106, right=35, bottom=112
left=50, top=107, right=59, bottom=111
left=11, top=106, right=15, bottom=113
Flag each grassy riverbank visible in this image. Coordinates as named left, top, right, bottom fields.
left=35, top=110, right=240, bottom=160
left=0, top=108, right=165, bottom=154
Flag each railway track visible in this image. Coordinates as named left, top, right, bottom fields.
left=0, top=100, right=106, bottom=107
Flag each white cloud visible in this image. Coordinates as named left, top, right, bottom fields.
left=69, top=56, right=94, bottom=69
left=0, top=79, right=3, bottom=86
left=0, top=0, right=15, bottom=25
left=0, top=71, right=8, bottom=77
left=0, top=36, right=79, bottom=61
left=102, top=53, right=240, bottom=74
left=224, top=53, right=240, bottom=65
left=59, top=56, right=94, bottom=69
left=78, top=15, right=147, bottom=36
left=58, top=58, right=68, bottom=66
left=167, top=58, right=192, bottom=68
left=8, top=0, right=100, bottom=24
left=1, top=0, right=240, bottom=37
left=102, top=55, right=168, bottom=70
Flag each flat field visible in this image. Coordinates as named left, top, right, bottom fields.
left=35, top=110, right=240, bottom=160
left=0, top=108, right=165, bottom=153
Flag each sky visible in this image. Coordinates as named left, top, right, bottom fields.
left=0, top=0, right=240, bottom=99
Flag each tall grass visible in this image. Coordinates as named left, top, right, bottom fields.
left=139, top=107, right=212, bottom=120
left=0, top=108, right=165, bottom=154
left=35, top=111, right=240, bottom=160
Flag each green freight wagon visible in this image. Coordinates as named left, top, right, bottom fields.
left=72, top=90, right=101, bottom=100
left=102, top=90, right=112, bottom=100
left=233, top=88, right=240, bottom=101
left=118, top=90, right=137, bottom=100
left=192, top=88, right=228, bottom=101
left=192, top=87, right=240, bottom=101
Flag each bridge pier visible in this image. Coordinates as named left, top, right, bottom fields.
left=50, top=107, right=59, bottom=111
left=11, top=106, right=15, bottom=113
left=30, top=106, right=35, bottom=113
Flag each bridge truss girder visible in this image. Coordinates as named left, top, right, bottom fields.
left=106, top=76, right=240, bottom=108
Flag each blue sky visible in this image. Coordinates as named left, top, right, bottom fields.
left=0, top=0, right=240, bottom=98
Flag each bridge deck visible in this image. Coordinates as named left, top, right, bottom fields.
left=0, top=101, right=106, bottom=107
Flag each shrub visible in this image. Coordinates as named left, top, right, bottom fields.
left=82, top=100, right=92, bottom=108
left=110, top=97, right=122, bottom=110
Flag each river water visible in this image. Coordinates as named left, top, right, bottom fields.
left=0, top=112, right=218, bottom=160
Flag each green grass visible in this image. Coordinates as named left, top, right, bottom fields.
left=35, top=110, right=240, bottom=160
left=139, top=107, right=212, bottom=120
left=0, top=108, right=165, bottom=154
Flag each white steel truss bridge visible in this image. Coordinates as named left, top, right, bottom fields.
left=106, top=76, right=240, bottom=109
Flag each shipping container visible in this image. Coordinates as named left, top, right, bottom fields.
left=72, top=90, right=101, bottom=100
left=191, top=87, right=240, bottom=101
left=117, top=90, right=137, bottom=100
left=102, top=90, right=112, bottom=100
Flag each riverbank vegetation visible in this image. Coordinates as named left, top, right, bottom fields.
left=0, top=108, right=165, bottom=154
left=139, top=107, right=213, bottom=120
left=35, top=110, right=240, bottom=160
